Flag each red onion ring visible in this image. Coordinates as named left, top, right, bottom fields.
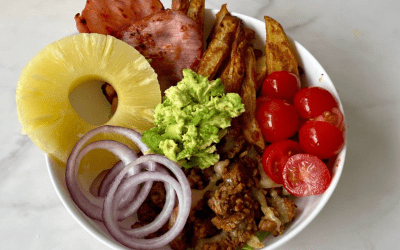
left=66, top=126, right=152, bottom=220
left=103, top=154, right=191, bottom=249
left=65, top=126, right=191, bottom=249
left=66, top=140, right=137, bottom=220
left=114, top=164, right=175, bottom=222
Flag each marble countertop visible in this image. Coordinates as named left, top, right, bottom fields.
left=2, top=0, right=400, bottom=249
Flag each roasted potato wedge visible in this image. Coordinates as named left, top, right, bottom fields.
left=206, top=4, right=230, bottom=45
left=240, top=46, right=265, bottom=150
left=187, top=0, right=205, bottom=33
left=196, top=15, right=239, bottom=79
left=264, top=16, right=299, bottom=76
left=219, top=21, right=247, bottom=93
left=255, top=55, right=267, bottom=91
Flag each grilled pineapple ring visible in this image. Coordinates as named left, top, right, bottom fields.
left=16, top=33, right=161, bottom=163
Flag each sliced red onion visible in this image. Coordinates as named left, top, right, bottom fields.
left=102, top=154, right=191, bottom=249
left=66, top=140, right=137, bottom=220
left=65, top=126, right=192, bottom=249
left=66, top=126, right=150, bottom=220
left=114, top=164, right=174, bottom=222
left=115, top=164, right=175, bottom=235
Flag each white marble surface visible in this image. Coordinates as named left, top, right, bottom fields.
left=2, top=0, right=400, bottom=249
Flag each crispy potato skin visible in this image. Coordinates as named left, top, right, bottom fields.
left=187, top=0, right=205, bottom=35
left=240, top=46, right=265, bottom=150
left=264, top=16, right=299, bottom=76
left=219, top=22, right=247, bottom=94
left=196, top=15, right=239, bottom=79
left=255, top=55, right=267, bottom=91
left=206, top=4, right=230, bottom=45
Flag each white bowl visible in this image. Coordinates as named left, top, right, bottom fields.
left=46, top=9, right=347, bottom=250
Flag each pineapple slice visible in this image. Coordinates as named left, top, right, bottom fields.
left=16, top=33, right=161, bottom=167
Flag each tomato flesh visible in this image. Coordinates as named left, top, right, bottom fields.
left=299, top=120, right=345, bottom=159
left=294, top=87, right=339, bottom=118
left=261, top=140, right=302, bottom=184
left=282, top=154, right=331, bottom=196
left=261, top=71, right=300, bottom=102
left=255, top=99, right=300, bottom=143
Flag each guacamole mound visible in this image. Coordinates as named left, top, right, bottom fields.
left=141, top=69, right=245, bottom=169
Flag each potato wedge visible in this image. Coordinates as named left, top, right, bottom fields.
left=255, top=55, right=267, bottom=91
left=196, top=15, right=239, bottom=79
left=264, top=16, right=299, bottom=76
left=172, top=0, right=190, bottom=13
left=219, top=21, right=247, bottom=93
left=240, top=46, right=265, bottom=150
left=244, top=27, right=256, bottom=42
left=206, top=4, right=230, bottom=45
left=187, top=0, right=205, bottom=33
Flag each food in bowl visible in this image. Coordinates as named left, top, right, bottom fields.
left=17, top=0, right=346, bottom=249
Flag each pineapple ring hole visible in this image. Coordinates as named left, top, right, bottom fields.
left=68, top=80, right=118, bottom=125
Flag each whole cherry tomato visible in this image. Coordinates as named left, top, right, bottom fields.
left=256, top=98, right=300, bottom=143
left=261, top=71, right=300, bottom=102
left=294, top=87, right=339, bottom=118
left=299, top=120, right=345, bottom=159
left=282, top=154, right=332, bottom=197
left=261, top=140, right=302, bottom=184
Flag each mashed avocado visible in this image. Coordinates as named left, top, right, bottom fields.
left=141, top=69, right=245, bottom=169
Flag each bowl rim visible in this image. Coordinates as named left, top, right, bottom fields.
left=45, top=8, right=347, bottom=250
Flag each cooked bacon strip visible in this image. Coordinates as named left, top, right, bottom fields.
left=120, top=10, right=203, bottom=94
left=172, top=0, right=190, bottom=13
left=74, top=0, right=164, bottom=35
left=240, top=46, right=265, bottom=150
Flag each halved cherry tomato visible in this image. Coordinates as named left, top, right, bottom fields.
left=255, top=99, right=300, bottom=143
left=282, top=154, right=331, bottom=196
left=299, top=120, right=345, bottom=159
left=261, top=71, right=300, bottom=102
left=261, top=140, right=302, bottom=184
left=294, top=87, right=339, bottom=118
left=311, top=107, right=344, bottom=131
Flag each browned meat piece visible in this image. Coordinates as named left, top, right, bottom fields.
left=240, top=46, right=265, bottom=150
left=169, top=229, right=190, bottom=250
left=75, top=0, right=164, bottom=35
left=172, top=0, right=190, bottom=13
left=217, top=118, right=246, bottom=159
left=222, top=160, right=255, bottom=188
left=119, top=9, right=203, bottom=94
left=137, top=182, right=167, bottom=223
left=200, top=242, right=222, bottom=250
left=193, top=217, right=218, bottom=244
left=149, top=181, right=166, bottom=209
left=268, top=188, right=297, bottom=224
left=258, top=206, right=282, bottom=236
left=137, top=199, right=159, bottom=224
left=187, top=167, right=208, bottom=189
left=207, top=182, right=259, bottom=248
